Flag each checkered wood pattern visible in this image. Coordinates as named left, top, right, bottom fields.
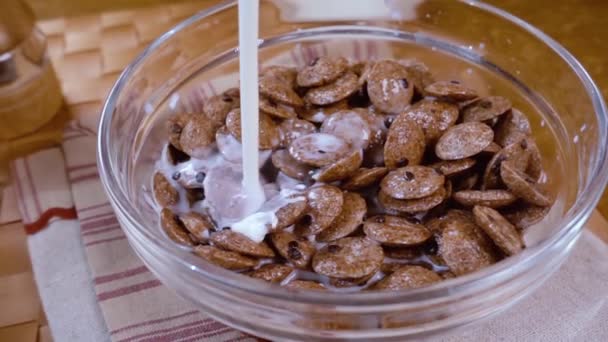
left=37, top=0, right=219, bottom=129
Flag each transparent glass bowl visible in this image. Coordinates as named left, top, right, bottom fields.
left=98, top=0, right=608, bottom=340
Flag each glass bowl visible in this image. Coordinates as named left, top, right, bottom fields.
left=97, top=0, right=608, bottom=340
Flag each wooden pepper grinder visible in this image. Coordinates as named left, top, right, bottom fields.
left=0, top=0, right=63, bottom=142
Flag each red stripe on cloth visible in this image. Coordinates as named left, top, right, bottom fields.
left=307, top=45, right=316, bottom=63
left=208, top=81, right=217, bottom=96
left=225, top=335, right=263, bottom=342
left=81, top=216, right=119, bottom=231
left=300, top=46, right=309, bottom=65
left=94, top=266, right=149, bottom=285
left=67, top=163, right=97, bottom=173
left=144, top=324, right=230, bottom=342
left=117, top=320, right=217, bottom=342
left=201, top=87, right=208, bottom=102
left=354, top=40, right=361, bottom=60
left=367, top=41, right=377, bottom=59
left=186, top=92, right=197, bottom=112
left=63, top=133, right=89, bottom=142
left=23, top=157, right=43, bottom=215
left=78, top=202, right=111, bottom=213
left=84, top=235, right=126, bottom=247
left=289, top=49, right=300, bottom=66
left=64, top=130, right=87, bottom=138
left=119, top=320, right=225, bottom=342
left=97, top=279, right=161, bottom=302
left=79, top=211, right=115, bottom=224
left=302, top=46, right=311, bottom=65
left=23, top=207, right=78, bottom=234
left=10, top=162, right=31, bottom=223
left=223, top=335, right=255, bottom=342
left=172, top=327, right=237, bottom=342
left=69, top=172, right=100, bottom=184
left=81, top=224, right=121, bottom=237
left=73, top=120, right=96, bottom=136
left=110, top=311, right=199, bottom=335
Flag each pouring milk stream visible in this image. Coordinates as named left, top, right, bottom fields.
left=158, top=0, right=303, bottom=243
left=225, top=0, right=305, bottom=242
left=236, top=0, right=266, bottom=215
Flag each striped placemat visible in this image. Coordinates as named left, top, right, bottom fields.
left=5, top=1, right=608, bottom=340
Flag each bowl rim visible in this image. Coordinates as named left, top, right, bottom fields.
left=98, top=0, right=608, bottom=305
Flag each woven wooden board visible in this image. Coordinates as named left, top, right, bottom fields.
left=26, top=0, right=196, bottom=19
left=37, top=0, right=219, bottom=131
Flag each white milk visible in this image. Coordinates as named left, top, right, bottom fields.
left=237, top=0, right=266, bottom=217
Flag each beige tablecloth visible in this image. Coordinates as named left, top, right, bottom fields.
left=10, top=130, right=608, bottom=341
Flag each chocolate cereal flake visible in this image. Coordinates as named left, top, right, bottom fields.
left=384, top=113, right=426, bottom=168
left=312, top=237, right=384, bottom=279
left=289, top=133, right=351, bottom=167
left=366, top=60, right=414, bottom=114
left=363, top=215, right=432, bottom=246
left=373, top=265, right=441, bottom=290
left=462, top=96, right=512, bottom=123
left=314, top=149, right=363, bottom=182
left=249, top=264, right=294, bottom=283
left=435, top=122, right=494, bottom=160
left=275, top=197, right=308, bottom=230
left=272, top=149, right=313, bottom=181
left=424, top=80, right=478, bottom=102
left=225, top=109, right=281, bottom=150
left=203, top=94, right=237, bottom=128
left=380, top=166, right=445, bottom=200
left=438, top=214, right=497, bottom=276
left=453, top=190, right=518, bottom=208
left=271, top=231, right=315, bottom=269
left=303, top=185, right=344, bottom=234
left=402, top=99, right=459, bottom=142
left=179, top=115, right=217, bottom=158
left=494, top=108, right=532, bottom=147
left=342, top=167, right=389, bottom=190
left=153, top=172, right=179, bottom=207
left=153, top=56, right=555, bottom=292
left=279, top=118, right=317, bottom=147
left=305, top=72, right=359, bottom=106
left=160, top=208, right=195, bottom=247
left=285, top=280, right=326, bottom=290
left=210, top=230, right=276, bottom=258
left=179, top=211, right=215, bottom=241
left=297, top=56, right=348, bottom=87
left=429, top=158, right=476, bottom=177
left=317, top=192, right=367, bottom=242
left=500, top=162, right=553, bottom=207
left=501, top=204, right=550, bottom=230
left=193, top=245, right=257, bottom=270
left=259, top=73, right=303, bottom=107
left=379, top=187, right=446, bottom=214
left=473, top=205, right=524, bottom=256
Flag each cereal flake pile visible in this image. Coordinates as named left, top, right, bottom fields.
left=153, top=57, right=554, bottom=291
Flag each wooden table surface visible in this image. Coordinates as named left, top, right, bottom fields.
left=2, top=0, right=608, bottom=341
